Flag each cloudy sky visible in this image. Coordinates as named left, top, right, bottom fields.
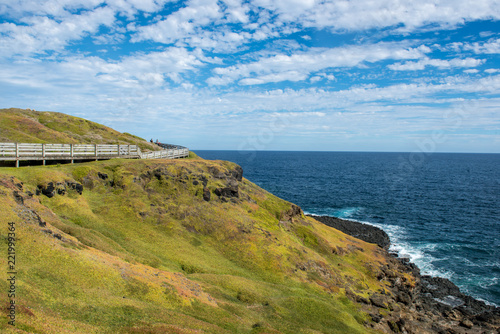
left=1, top=0, right=499, bottom=152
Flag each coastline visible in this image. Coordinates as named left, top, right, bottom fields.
left=307, top=214, right=391, bottom=250
left=308, top=214, right=500, bottom=333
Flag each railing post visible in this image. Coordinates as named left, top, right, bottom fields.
left=95, top=144, right=98, bottom=161
left=137, top=146, right=142, bottom=159
left=42, top=143, right=45, bottom=166
left=15, top=143, right=19, bottom=168
left=117, top=144, right=120, bottom=156
left=128, top=145, right=130, bottom=156
left=70, top=144, right=74, bottom=164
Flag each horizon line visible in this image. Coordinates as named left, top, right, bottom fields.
left=191, top=149, right=500, bottom=154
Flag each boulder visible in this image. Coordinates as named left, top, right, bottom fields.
left=98, top=172, right=108, bottom=180
left=214, top=181, right=239, bottom=198
left=37, top=182, right=56, bottom=198
left=66, top=181, right=83, bottom=194
left=203, top=187, right=211, bottom=202
left=460, top=319, right=473, bottom=329
left=370, top=294, right=390, bottom=309
left=230, top=165, right=243, bottom=181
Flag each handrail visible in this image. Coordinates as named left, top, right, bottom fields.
left=0, top=143, right=140, bottom=158
left=0, top=142, right=189, bottom=167
left=139, top=148, right=189, bottom=159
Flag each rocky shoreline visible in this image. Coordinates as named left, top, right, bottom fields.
left=308, top=214, right=500, bottom=334
left=307, top=214, right=391, bottom=250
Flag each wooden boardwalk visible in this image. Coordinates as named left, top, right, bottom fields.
left=0, top=143, right=189, bottom=167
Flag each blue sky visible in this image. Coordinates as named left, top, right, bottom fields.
left=0, top=0, right=499, bottom=152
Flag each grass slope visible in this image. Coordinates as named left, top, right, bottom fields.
left=0, top=108, right=161, bottom=152
left=0, top=157, right=396, bottom=333
left=0, top=109, right=402, bottom=333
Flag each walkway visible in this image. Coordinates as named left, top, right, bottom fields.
left=0, top=142, right=189, bottom=167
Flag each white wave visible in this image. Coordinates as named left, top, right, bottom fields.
left=307, top=207, right=499, bottom=305
left=475, top=298, right=499, bottom=307
left=303, top=211, right=320, bottom=216
left=308, top=207, right=454, bottom=279
left=333, top=207, right=363, bottom=218
left=383, top=225, right=454, bottom=279
left=304, top=207, right=365, bottom=219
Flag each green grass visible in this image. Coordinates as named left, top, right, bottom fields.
left=0, top=110, right=392, bottom=333
left=0, top=108, right=163, bottom=151
left=0, top=158, right=389, bottom=333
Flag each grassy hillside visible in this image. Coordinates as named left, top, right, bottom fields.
left=0, top=156, right=407, bottom=333
left=0, top=109, right=415, bottom=333
left=0, top=108, right=161, bottom=152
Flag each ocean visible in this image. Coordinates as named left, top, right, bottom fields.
left=194, top=150, right=500, bottom=306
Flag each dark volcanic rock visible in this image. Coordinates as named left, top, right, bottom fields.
left=36, top=181, right=83, bottom=197
left=214, top=180, right=239, bottom=199
left=370, top=294, right=390, bottom=308
left=37, top=182, right=56, bottom=198
left=310, top=214, right=500, bottom=333
left=202, top=187, right=211, bottom=202
left=214, top=186, right=238, bottom=198
left=13, top=190, right=24, bottom=204
left=98, top=172, right=108, bottom=180
left=207, top=166, right=226, bottom=179
left=284, top=204, right=302, bottom=220
left=308, top=215, right=390, bottom=249
left=419, top=275, right=499, bottom=317
left=198, top=175, right=208, bottom=187
left=230, top=165, right=243, bottom=181
left=207, top=164, right=243, bottom=181
left=66, top=181, right=83, bottom=194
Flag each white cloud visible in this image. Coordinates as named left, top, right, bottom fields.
left=464, top=38, right=500, bottom=54
left=93, top=33, right=126, bottom=45
left=310, top=76, right=322, bottom=83
left=0, top=0, right=103, bottom=18
left=0, top=46, right=208, bottom=99
left=1, top=0, right=499, bottom=152
left=446, top=38, right=500, bottom=55
left=208, top=42, right=429, bottom=85
left=0, top=6, right=116, bottom=56
left=89, top=47, right=207, bottom=87
left=3, top=0, right=499, bottom=59
left=239, top=70, right=308, bottom=85
left=0, top=0, right=178, bottom=57
left=479, top=31, right=496, bottom=38
left=131, top=0, right=302, bottom=52
left=131, top=0, right=223, bottom=44
left=1, top=42, right=499, bottom=151
left=252, top=0, right=316, bottom=20
left=128, top=0, right=500, bottom=53
left=249, top=0, right=500, bottom=33
left=389, top=57, right=485, bottom=71
left=0, top=0, right=171, bottom=18
left=309, top=73, right=335, bottom=83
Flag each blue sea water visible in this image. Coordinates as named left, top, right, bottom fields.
left=194, top=150, right=500, bottom=306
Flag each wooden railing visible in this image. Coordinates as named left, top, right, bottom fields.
left=0, top=143, right=189, bottom=167
left=140, top=148, right=189, bottom=160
